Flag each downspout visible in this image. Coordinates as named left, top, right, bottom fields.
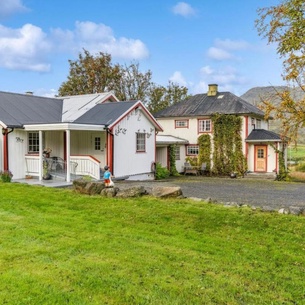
left=2, top=128, right=14, bottom=171
left=104, top=126, right=114, bottom=173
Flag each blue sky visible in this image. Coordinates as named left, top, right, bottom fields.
left=0, top=0, right=284, bottom=97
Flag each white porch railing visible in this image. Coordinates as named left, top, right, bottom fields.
left=70, top=155, right=101, bottom=180
left=25, top=155, right=101, bottom=180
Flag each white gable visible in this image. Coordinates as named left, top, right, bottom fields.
left=60, top=92, right=119, bottom=122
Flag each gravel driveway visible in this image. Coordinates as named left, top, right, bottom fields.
left=116, top=176, right=305, bottom=210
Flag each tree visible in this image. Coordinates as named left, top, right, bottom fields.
left=147, top=81, right=190, bottom=114
left=255, top=0, right=305, bottom=143
left=58, top=49, right=122, bottom=96
left=58, top=49, right=190, bottom=114
left=114, top=62, right=153, bottom=104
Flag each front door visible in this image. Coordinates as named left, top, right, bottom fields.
left=255, top=145, right=267, bottom=172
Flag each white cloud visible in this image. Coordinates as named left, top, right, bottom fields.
left=207, top=47, right=233, bottom=60
left=172, top=2, right=196, bottom=17
left=0, top=0, right=28, bottom=18
left=214, top=38, right=250, bottom=51
left=195, top=65, right=247, bottom=94
left=51, top=21, right=149, bottom=59
left=0, top=24, right=51, bottom=71
left=169, top=71, right=188, bottom=86
left=206, top=39, right=251, bottom=61
left=200, top=65, right=214, bottom=75
left=0, top=20, right=149, bottom=72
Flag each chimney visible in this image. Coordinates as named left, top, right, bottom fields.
left=207, top=84, right=218, bottom=96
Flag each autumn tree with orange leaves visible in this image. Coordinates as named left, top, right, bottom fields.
left=255, top=0, right=305, bottom=143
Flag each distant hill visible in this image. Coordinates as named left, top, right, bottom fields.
left=240, top=86, right=305, bottom=143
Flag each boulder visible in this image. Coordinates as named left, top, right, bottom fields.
left=151, top=186, right=183, bottom=198
left=116, top=186, right=147, bottom=198
left=100, top=187, right=119, bottom=197
left=73, top=179, right=105, bottom=195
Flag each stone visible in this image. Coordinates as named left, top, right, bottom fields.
left=289, top=206, right=304, bottom=215
left=100, top=187, right=118, bottom=197
left=151, top=186, right=182, bottom=198
left=278, top=208, right=289, bottom=214
left=116, top=186, right=147, bottom=198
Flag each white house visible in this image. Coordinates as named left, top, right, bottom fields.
left=0, top=91, right=163, bottom=182
left=154, top=84, right=287, bottom=175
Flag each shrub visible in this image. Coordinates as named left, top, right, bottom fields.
left=155, top=163, right=170, bottom=180
left=0, top=170, right=13, bottom=183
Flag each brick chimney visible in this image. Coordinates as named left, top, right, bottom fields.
left=207, top=84, right=218, bottom=96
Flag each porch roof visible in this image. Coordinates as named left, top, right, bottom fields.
left=246, top=129, right=282, bottom=142
left=23, top=122, right=106, bottom=131
left=156, top=135, right=189, bottom=145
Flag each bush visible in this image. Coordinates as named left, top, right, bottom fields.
left=155, top=163, right=170, bottom=180
left=0, top=170, right=13, bottom=183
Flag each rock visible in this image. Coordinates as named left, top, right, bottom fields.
left=289, top=206, right=304, bottom=215
left=100, top=187, right=118, bottom=197
left=151, top=186, right=182, bottom=198
left=189, top=197, right=204, bottom=202
left=73, top=179, right=105, bottom=195
left=278, top=208, right=289, bottom=214
left=116, top=186, right=147, bottom=198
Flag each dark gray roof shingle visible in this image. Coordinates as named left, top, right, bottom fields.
left=154, top=92, right=265, bottom=118
left=0, top=91, right=63, bottom=127
left=246, top=129, right=282, bottom=141
left=74, top=101, right=138, bottom=125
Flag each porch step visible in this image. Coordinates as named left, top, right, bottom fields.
left=244, top=172, right=276, bottom=180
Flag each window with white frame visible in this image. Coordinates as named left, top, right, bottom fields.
left=94, top=137, right=101, bottom=150
left=136, top=132, right=146, bottom=152
left=186, top=145, right=199, bottom=156
left=175, top=120, right=188, bottom=128
left=198, top=119, right=211, bottom=132
left=256, top=119, right=261, bottom=129
left=28, top=132, right=39, bottom=153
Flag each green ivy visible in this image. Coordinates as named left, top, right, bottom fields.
left=169, top=144, right=179, bottom=176
left=211, top=114, right=247, bottom=176
left=197, top=134, right=211, bottom=172
left=271, top=144, right=290, bottom=181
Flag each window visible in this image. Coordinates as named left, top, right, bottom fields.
left=186, top=145, right=199, bottom=156
left=175, top=120, right=188, bottom=128
left=256, top=119, right=261, bottom=129
left=95, top=137, right=101, bottom=150
left=28, top=132, right=39, bottom=153
left=136, top=132, right=146, bottom=152
left=198, top=119, right=211, bottom=132
left=174, top=146, right=180, bottom=160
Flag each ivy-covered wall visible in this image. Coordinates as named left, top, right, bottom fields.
left=183, top=114, right=247, bottom=176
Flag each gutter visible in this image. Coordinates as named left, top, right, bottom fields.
left=2, top=128, right=14, bottom=171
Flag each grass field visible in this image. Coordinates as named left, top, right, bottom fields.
left=0, top=183, right=305, bottom=304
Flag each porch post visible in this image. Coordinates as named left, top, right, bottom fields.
left=66, top=129, right=71, bottom=182
left=39, top=130, right=43, bottom=181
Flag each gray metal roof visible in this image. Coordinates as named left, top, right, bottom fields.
left=154, top=92, right=265, bottom=118
left=0, top=91, right=62, bottom=127
left=74, top=101, right=139, bottom=126
left=246, top=129, right=282, bottom=142
left=60, top=92, right=118, bottom=122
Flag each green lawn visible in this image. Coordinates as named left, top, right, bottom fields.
left=0, top=183, right=305, bottom=304
left=288, top=144, right=305, bottom=162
